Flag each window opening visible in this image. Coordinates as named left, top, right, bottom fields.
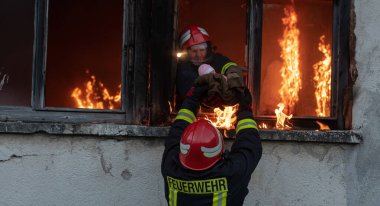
left=175, top=0, right=247, bottom=132
left=172, top=0, right=350, bottom=131
left=45, top=0, right=124, bottom=110
left=258, top=0, right=333, bottom=129
left=0, top=0, right=35, bottom=106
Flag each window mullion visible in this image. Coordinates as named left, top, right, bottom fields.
left=32, top=0, right=48, bottom=110
left=248, top=0, right=263, bottom=116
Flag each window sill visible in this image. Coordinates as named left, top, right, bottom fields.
left=0, top=122, right=361, bottom=144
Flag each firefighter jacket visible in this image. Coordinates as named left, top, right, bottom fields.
left=175, top=53, right=242, bottom=110
left=161, top=97, right=262, bottom=206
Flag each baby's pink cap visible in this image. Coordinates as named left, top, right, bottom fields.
left=198, top=64, right=215, bottom=76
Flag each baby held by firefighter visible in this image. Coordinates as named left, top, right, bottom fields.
left=195, top=63, right=244, bottom=109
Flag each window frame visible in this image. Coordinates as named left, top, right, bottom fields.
left=247, top=0, right=351, bottom=129
left=0, top=0, right=147, bottom=124
left=0, top=0, right=361, bottom=143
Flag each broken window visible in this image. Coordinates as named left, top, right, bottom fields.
left=0, top=0, right=35, bottom=106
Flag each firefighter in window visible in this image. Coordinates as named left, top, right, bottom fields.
left=175, top=24, right=245, bottom=111
left=162, top=83, right=262, bottom=206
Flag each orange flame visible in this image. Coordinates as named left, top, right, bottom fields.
left=313, top=35, right=332, bottom=117
left=205, top=105, right=238, bottom=130
left=275, top=103, right=293, bottom=129
left=275, top=3, right=300, bottom=129
left=316, top=121, right=330, bottom=130
left=278, top=3, right=301, bottom=113
left=259, top=123, right=268, bottom=129
left=71, top=70, right=121, bottom=109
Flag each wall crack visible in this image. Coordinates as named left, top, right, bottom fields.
left=0, top=154, right=39, bottom=162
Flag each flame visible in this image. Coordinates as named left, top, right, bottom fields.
left=278, top=3, right=301, bottom=112
left=259, top=123, right=268, bottom=129
left=313, top=35, right=332, bottom=117
left=71, top=70, right=121, bottom=109
left=275, top=3, right=300, bottom=129
left=316, top=121, right=330, bottom=130
left=205, top=105, right=238, bottom=130
left=275, top=103, right=293, bottom=129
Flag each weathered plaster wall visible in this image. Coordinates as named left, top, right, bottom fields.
left=349, top=0, right=380, bottom=205
left=249, top=142, right=351, bottom=206
left=0, top=135, right=167, bottom=206
left=0, top=134, right=351, bottom=206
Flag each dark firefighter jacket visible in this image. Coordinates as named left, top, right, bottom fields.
left=175, top=53, right=243, bottom=111
left=161, top=96, right=262, bottom=206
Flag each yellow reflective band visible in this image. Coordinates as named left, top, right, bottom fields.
left=213, top=192, right=227, bottom=206
left=221, top=62, right=237, bottom=75
left=167, top=176, right=228, bottom=194
left=168, top=188, right=178, bottom=206
left=237, top=119, right=257, bottom=128
left=175, top=109, right=195, bottom=123
left=236, top=119, right=258, bottom=134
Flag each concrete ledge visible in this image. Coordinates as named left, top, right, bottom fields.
left=257, top=130, right=362, bottom=144
left=0, top=122, right=362, bottom=144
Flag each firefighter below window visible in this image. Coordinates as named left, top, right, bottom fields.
left=162, top=81, right=262, bottom=205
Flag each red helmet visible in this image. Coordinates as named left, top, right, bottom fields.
left=179, top=24, right=210, bottom=49
left=179, top=119, right=224, bottom=171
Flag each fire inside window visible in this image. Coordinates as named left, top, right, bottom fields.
left=174, top=0, right=350, bottom=132
left=256, top=0, right=334, bottom=129
left=0, top=0, right=124, bottom=111
left=0, top=0, right=350, bottom=129
left=45, top=0, right=124, bottom=110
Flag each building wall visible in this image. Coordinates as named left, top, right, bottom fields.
left=0, top=134, right=351, bottom=206
left=0, top=0, right=379, bottom=205
left=349, top=0, right=380, bottom=205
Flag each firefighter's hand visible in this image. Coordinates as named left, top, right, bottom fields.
left=185, top=84, right=209, bottom=102
left=238, top=88, right=252, bottom=112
